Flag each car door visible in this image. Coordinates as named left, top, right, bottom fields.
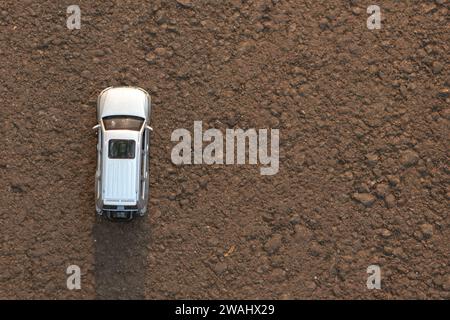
left=95, top=126, right=102, bottom=208
left=140, top=126, right=150, bottom=213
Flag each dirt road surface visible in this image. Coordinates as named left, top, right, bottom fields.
left=0, top=0, right=449, bottom=299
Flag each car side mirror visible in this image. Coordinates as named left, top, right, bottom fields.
left=146, top=125, right=153, bottom=132
left=92, top=124, right=100, bottom=130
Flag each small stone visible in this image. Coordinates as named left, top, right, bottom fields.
left=237, top=41, right=254, bottom=54
left=212, top=262, right=227, bottom=275
left=319, top=18, right=329, bottom=30
left=264, top=234, right=283, bottom=254
left=352, top=193, right=376, bottom=207
left=385, top=194, right=396, bottom=208
left=387, top=175, right=400, bottom=187
left=308, top=241, right=322, bottom=257
left=156, top=12, right=169, bottom=25
left=393, top=247, right=405, bottom=258
left=279, top=293, right=292, bottom=300
left=52, top=38, right=62, bottom=46
left=368, top=65, right=378, bottom=74
left=167, top=25, right=178, bottom=33
left=81, top=70, right=91, bottom=78
left=400, top=85, right=408, bottom=96
left=256, top=265, right=265, bottom=274
left=400, top=61, right=414, bottom=74
left=150, top=199, right=160, bottom=206
left=343, top=171, right=353, bottom=180
left=10, top=185, right=25, bottom=193
left=152, top=208, right=161, bottom=219
left=420, top=223, right=434, bottom=238
left=167, top=167, right=177, bottom=175
left=413, top=230, right=424, bottom=241
left=374, top=168, right=382, bottom=177
left=179, top=199, right=189, bottom=207
left=423, top=3, right=437, bottom=13
left=255, top=0, right=271, bottom=12
left=288, top=23, right=297, bottom=33
left=199, top=177, right=208, bottom=189
left=93, top=49, right=105, bottom=57
left=432, top=61, right=443, bottom=74
left=154, top=47, right=169, bottom=56
left=433, top=277, right=443, bottom=287
left=397, top=197, right=407, bottom=206
left=176, top=0, right=193, bottom=8
left=438, top=88, right=449, bottom=98
left=375, top=183, right=389, bottom=198
left=333, top=286, right=343, bottom=297
left=294, top=225, right=313, bottom=243
left=305, top=280, right=317, bottom=290
left=270, top=268, right=287, bottom=282
left=379, top=228, right=392, bottom=238
left=366, top=153, right=379, bottom=165
left=145, top=53, right=157, bottom=64
left=352, top=7, right=362, bottom=15
left=261, top=212, right=273, bottom=223
left=289, top=214, right=301, bottom=225
left=255, top=22, right=264, bottom=32
left=168, top=193, right=177, bottom=200
left=400, top=150, right=419, bottom=167
left=354, top=128, right=365, bottom=138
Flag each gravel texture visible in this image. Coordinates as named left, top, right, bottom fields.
left=0, top=0, right=449, bottom=299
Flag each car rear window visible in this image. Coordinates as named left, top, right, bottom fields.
left=103, top=116, right=144, bottom=131
left=108, top=140, right=135, bottom=159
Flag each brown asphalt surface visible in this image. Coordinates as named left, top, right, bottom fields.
left=0, top=0, right=449, bottom=299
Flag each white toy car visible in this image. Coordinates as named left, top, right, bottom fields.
left=93, top=87, right=152, bottom=220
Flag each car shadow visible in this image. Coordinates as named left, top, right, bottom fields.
left=92, top=216, right=150, bottom=299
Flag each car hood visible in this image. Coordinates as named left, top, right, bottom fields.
left=98, top=87, right=149, bottom=120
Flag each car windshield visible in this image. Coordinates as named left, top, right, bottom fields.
left=103, top=116, right=144, bottom=131
left=108, top=140, right=136, bottom=159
